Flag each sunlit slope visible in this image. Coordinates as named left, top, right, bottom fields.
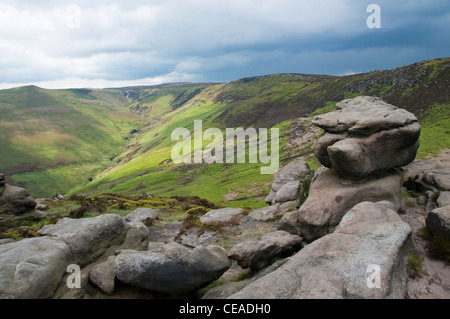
left=0, top=86, right=145, bottom=197
left=71, top=58, right=450, bottom=208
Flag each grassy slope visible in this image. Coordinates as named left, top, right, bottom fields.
left=0, top=86, right=145, bottom=197
left=1, top=58, right=449, bottom=208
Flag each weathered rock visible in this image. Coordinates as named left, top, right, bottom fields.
left=400, top=160, right=444, bottom=191
left=313, top=96, right=420, bottom=178
left=0, top=238, right=15, bottom=245
left=89, top=256, right=116, bottom=295
left=114, top=242, right=230, bottom=294
left=38, top=214, right=128, bottom=266
left=277, top=211, right=302, bottom=235
left=228, top=230, right=302, bottom=270
left=124, top=208, right=158, bottom=223
left=229, top=201, right=412, bottom=299
left=0, top=237, right=71, bottom=299
left=426, top=206, right=450, bottom=240
left=0, top=184, right=37, bottom=222
left=249, top=205, right=279, bottom=222
left=423, top=168, right=450, bottom=191
left=437, top=192, right=450, bottom=208
left=265, top=159, right=313, bottom=205
left=122, top=222, right=150, bottom=250
left=314, top=96, right=418, bottom=135
left=279, top=200, right=300, bottom=213
left=200, top=208, right=242, bottom=224
left=295, top=167, right=405, bottom=242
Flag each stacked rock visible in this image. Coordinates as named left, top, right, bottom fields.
left=279, top=96, right=421, bottom=242
left=0, top=173, right=38, bottom=227
left=313, top=96, right=421, bottom=178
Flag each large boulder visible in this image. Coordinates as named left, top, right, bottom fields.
left=289, top=167, right=405, bottom=242
left=312, top=96, right=420, bottom=178
left=228, top=231, right=302, bottom=270
left=0, top=237, right=72, bottom=299
left=114, top=242, right=231, bottom=294
left=426, top=206, right=450, bottom=240
left=0, top=181, right=38, bottom=226
left=229, top=201, right=413, bottom=299
left=38, top=214, right=128, bottom=266
left=265, top=160, right=313, bottom=205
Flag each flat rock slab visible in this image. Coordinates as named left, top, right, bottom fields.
left=229, top=201, right=412, bottom=299
left=313, top=96, right=418, bottom=135
left=200, top=208, right=243, bottom=224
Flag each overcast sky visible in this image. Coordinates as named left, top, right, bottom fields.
left=0, top=0, right=449, bottom=89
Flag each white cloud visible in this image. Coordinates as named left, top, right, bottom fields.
left=0, top=0, right=448, bottom=88
left=0, top=71, right=200, bottom=90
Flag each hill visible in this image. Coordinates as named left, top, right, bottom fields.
left=0, top=57, right=449, bottom=207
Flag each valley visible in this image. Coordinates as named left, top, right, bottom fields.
left=0, top=57, right=449, bottom=209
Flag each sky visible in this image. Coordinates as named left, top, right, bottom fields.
left=0, top=0, right=449, bottom=89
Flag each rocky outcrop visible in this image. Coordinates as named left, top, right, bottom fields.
left=313, top=96, right=420, bottom=178
left=229, top=201, right=413, bottom=299
left=114, top=242, right=230, bottom=294
left=280, top=97, right=419, bottom=243
left=228, top=230, right=302, bottom=270
left=265, top=159, right=313, bottom=205
left=38, top=214, right=128, bottom=266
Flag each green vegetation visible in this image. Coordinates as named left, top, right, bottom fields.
left=311, top=101, right=337, bottom=116
left=0, top=86, right=145, bottom=197
left=0, top=193, right=219, bottom=239
left=416, top=103, right=450, bottom=159
left=406, top=251, right=427, bottom=278
left=0, top=57, right=449, bottom=210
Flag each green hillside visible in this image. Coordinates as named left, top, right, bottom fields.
left=1, top=58, right=449, bottom=208
left=0, top=86, right=145, bottom=197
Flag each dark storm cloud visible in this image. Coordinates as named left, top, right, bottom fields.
left=0, top=0, right=448, bottom=88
